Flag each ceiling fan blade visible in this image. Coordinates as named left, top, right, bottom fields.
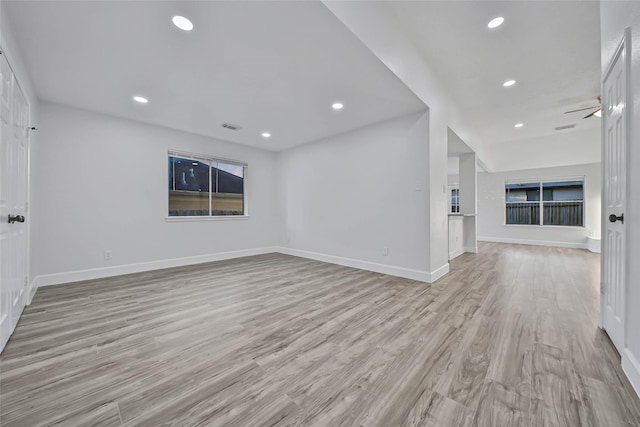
left=583, top=108, right=600, bottom=119
left=565, top=106, right=599, bottom=114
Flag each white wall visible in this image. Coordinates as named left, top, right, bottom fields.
left=32, top=102, right=277, bottom=282
left=322, top=1, right=488, bottom=275
left=459, top=153, right=477, bottom=215
left=477, top=163, right=601, bottom=248
left=447, top=155, right=459, bottom=177
left=485, top=128, right=601, bottom=172
left=601, top=0, right=640, bottom=397
left=277, top=112, right=433, bottom=281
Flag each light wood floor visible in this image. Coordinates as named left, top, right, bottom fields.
left=1, top=243, right=639, bottom=426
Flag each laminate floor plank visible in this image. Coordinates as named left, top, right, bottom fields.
left=471, top=380, right=530, bottom=427
left=434, top=313, right=492, bottom=410
left=530, top=342, right=584, bottom=427
left=1, top=243, right=639, bottom=426
left=402, top=392, right=472, bottom=427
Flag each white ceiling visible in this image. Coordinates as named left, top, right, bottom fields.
left=4, top=1, right=426, bottom=151
left=388, top=1, right=602, bottom=146
left=448, top=128, right=474, bottom=156
left=5, top=1, right=603, bottom=153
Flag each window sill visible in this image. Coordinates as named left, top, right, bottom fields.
left=165, top=215, right=250, bottom=222
left=503, top=224, right=585, bottom=229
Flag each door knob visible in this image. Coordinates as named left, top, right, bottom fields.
left=609, top=213, right=624, bottom=223
left=8, top=214, right=25, bottom=224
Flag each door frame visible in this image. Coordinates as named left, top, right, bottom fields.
left=23, top=78, right=33, bottom=305
left=599, top=28, right=631, bottom=341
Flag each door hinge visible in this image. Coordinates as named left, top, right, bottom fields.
left=600, top=281, right=606, bottom=295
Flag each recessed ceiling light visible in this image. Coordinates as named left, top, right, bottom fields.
left=133, top=96, right=148, bottom=104
left=514, top=123, right=523, bottom=128
left=488, top=17, right=504, bottom=29
left=503, top=79, right=516, bottom=87
left=172, top=16, right=193, bottom=31
left=261, top=132, right=271, bottom=138
left=332, top=102, right=344, bottom=110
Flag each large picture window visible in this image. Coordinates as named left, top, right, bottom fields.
left=505, top=179, right=584, bottom=227
left=168, top=151, right=246, bottom=217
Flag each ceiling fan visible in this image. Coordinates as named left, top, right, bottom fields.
left=564, top=97, right=601, bottom=118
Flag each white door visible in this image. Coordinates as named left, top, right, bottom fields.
left=0, top=53, right=30, bottom=352
left=601, top=35, right=628, bottom=352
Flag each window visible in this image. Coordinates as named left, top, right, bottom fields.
left=505, top=182, right=540, bottom=225
left=505, top=179, right=584, bottom=226
left=542, top=181, right=584, bottom=226
left=168, top=151, right=246, bottom=217
left=450, top=187, right=460, bottom=213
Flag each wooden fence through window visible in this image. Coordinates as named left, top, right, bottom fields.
left=506, top=201, right=583, bottom=226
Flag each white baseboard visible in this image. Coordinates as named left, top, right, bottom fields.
left=429, top=263, right=450, bottom=282
left=32, top=245, right=449, bottom=291
left=622, top=348, right=640, bottom=400
left=464, top=246, right=478, bottom=254
left=276, top=247, right=443, bottom=283
left=449, top=248, right=464, bottom=260
left=477, top=236, right=587, bottom=250
left=33, top=247, right=278, bottom=288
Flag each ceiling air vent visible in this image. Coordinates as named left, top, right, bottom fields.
left=555, top=124, right=576, bottom=131
left=222, top=123, right=242, bottom=131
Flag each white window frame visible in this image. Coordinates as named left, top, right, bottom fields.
left=449, top=185, right=460, bottom=214
left=504, top=176, right=585, bottom=228
left=166, top=149, right=249, bottom=221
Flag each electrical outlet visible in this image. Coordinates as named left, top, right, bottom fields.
left=104, top=249, right=113, bottom=261
left=383, top=246, right=389, bottom=256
